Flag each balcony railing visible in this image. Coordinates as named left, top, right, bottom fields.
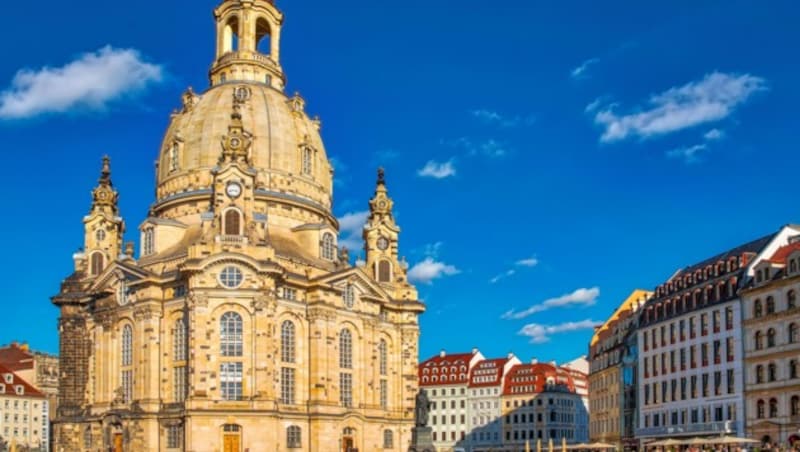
left=216, top=51, right=277, bottom=68
left=217, top=235, right=248, bottom=246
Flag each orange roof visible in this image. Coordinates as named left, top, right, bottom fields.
left=0, top=343, right=35, bottom=372
left=419, top=352, right=474, bottom=387
left=768, top=242, right=800, bottom=264
left=503, top=363, right=576, bottom=396
left=0, top=364, right=45, bottom=398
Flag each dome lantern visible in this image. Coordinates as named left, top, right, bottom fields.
left=211, top=0, right=285, bottom=90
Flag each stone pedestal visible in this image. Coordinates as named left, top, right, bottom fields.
left=408, top=426, right=435, bottom=452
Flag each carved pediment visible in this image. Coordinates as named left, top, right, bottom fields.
left=312, top=267, right=390, bottom=302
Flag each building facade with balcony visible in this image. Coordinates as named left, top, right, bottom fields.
left=742, top=237, right=800, bottom=447
left=50, top=1, right=425, bottom=451
left=589, top=290, right=650, bottom=447
left=636, top=226, right=800, bottom=445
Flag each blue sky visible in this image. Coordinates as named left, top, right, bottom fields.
left=1, top=0, right=799, bottom=365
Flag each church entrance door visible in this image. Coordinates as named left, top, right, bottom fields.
left=223, top=434, right=240, bottom=452
left=113, top=433, right=123, bottom=452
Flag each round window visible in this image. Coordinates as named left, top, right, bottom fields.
left=219, top=266, right=244, bottom=289
left=96, top=229, right=106, bottom=242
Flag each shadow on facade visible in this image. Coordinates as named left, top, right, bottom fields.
left=450, top=395, right=589, bottom=452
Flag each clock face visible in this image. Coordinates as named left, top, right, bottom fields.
left=377, top=237, right=389, bottom=250
left=226, top=183, right=242, bottom=198
left=230, top=137, right=241, bottom=149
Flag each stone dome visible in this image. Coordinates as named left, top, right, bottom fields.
left=154, top=81, right=333, bottom=220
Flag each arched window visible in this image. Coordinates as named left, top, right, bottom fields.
left=383, top=430, right=394, bottom=448
left=791, top=360, right=799, bottom=379
left=340, top=329, right=352, bottom=369
left=287, top=425, right=301, bottom=448
left=769, top=398, right=778, bottom=418
left=379, top=339, right=388, bottom=376
left=90, top=252, right=105, bottom=276
left=768, top=363, right=777, bottom=382
left=766, top=296, right=776, bottom=314
left=255, top=17, right=272, bottom=56
left=173, top=318, right=187, bottom=361
left=169, top=142, right=180, bottom=172
left=302, top=147, right=313, bottom=176
left=281, top=321, right=295, bottom=363
left=756, top=365, right=764, bottom=383
left=220, top=312, right=243, bottom=357
left=767, top=328, right=776, bottom=348
left=321, top=233, right=335, bottom=260
left=789, top=290, right=797, bottom=309
left=790, top=323, right=799, bottom=344
left=754, top=299, right=763, bottom=318
left=378, top=260, right=392, bottom=283
left=121, top=324, right=133, bottom=403
left=343, top=283, right=355, bottom=309
left=757, top=400, right=765, bottom=418
left=223, top=209, right=242, bottom=236
left=143, top=227, right=155, bottom=256
left=792, top=396, right=800, bottom=416
left=222, top=17, right=240, bottom=53
left=755, top=331, right=764, bottom=350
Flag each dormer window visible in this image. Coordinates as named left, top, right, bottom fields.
left=3, top=374, right=11, bottom=384
left=301, top=146, right=313, bottom=176
left=791, top=259, right=798, bottom=274
left=143, top=227, right=155, bottom=256
left=756, top=270, right=763, bottom=283
left=321, top=233, right=335, bottom=261
left=169, top=142, right=180, bottom=173
left=15, top=385, right=23, bottom=395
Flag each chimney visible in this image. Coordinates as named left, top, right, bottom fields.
left=439, top=350, right=446, bottom=358
left=472, top=348, right=478, bottom=355
left=508, top=352, right=515, bottom=360
left=531, top=358, right=538, bottom=365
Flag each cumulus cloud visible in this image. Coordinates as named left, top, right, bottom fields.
left=0, top=46, right=164, bottom=119
left=471, top=109, right=536, bottom=128
left=408, top=258, right=460, bottom=285
left=704, top=128, right=725, bottom=141
left=518, top=319, right=602, bottom=344
left=490, top=257, right=539, bottom=284
left=502, top=287, right=600, bottom=319
left=417, top=160, right=456, bottom=179
left=442, top=137, right=511, bottom=159
left=593, top=72, right=767, bottom=142
left=337, top=210, right=368, bottom=252
left=571, top=58, right=600, bottom=79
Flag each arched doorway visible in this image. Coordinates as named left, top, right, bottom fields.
left=342, top=427, right=357, bottom=452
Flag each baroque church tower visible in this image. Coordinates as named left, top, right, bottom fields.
left=52, top=1, right=423, bottom=451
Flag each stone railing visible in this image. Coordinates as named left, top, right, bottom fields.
left=216, top=51, right=276, bottom=67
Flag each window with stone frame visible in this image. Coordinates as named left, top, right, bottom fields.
left=281, top=367, right=295, bottom=405
left=220, top=312, right=243, bottom=357
left=378, top=339, right=388, bottom=376
left=223, top=209, right=242, bottom=236
left=287, top=425, right=302, bottom=448
left=789, top=290, right=797, bottom=309
left=301, top=147, right=313, bottom=176
left=383, top=429, right=394, bottom=448
left=220, top=362, right=243, bottom=401
left=281, top=320, right=296, bottom=363
left=339, top=329, right=352, bottom=369
left=167, top=425, right=183, bottom=448
left=90, top=252, right=105, bottom=276
left=789, top=323, right=799, bottom=344
left=757, top=400, right=765, bottom=418
left=121, top=324, right=134, bottom=403
left=143, top=227, right=155, bottom=256
left=380, top=379, right=388, bottom=410
left=321, top=233, right=335, bottom=261
left=339, top=372, right=353, bottom=408
left=378, top=260, right=391, bottom=283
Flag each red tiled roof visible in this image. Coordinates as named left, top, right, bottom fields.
left=468, top=358, right=510, bottom=388
left=0, top=343, right=34, bottom=372
left=0, top=364, right=45, bottom=398
left=769, top=242, right=800, bottom=264
left=502, top=362, right=577, bottom=396
left=419, top=352, right=474, bottom=387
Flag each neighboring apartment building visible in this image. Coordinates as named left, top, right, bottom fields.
left=0, top=364, right=49, bottom=451
left=421, top=349, right=485, bottom=450
left=467, top=355, right=521, bottom=450
left=589, top=289, right=651, bottom=447
left=742, top=236, right=800, bottom=447
left=0, top=342, right=59, bottom=420
left=420, top=352, right=588, bottom=452
left=501, top=361, right=589, bottom=450
left=636, top=226, right=800, bottom=445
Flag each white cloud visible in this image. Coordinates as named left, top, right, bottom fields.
left=516, top=258, right=539, bottom=267
left=502, top=287, right=600, bottom=319
left=442, top=137, right=511, bottom=159
left=479, top=139, right=509, bottom=158
left=518, top=319, right=602, bottom=344
left=490, top=257, right=540, bottom=284
left=417, top=160, right=456, bottom=179
left=337, top=210, right=369, bottom=252
left=704, top=128, right=725, bottom=141
left=0, top=46, right=163, bottom=119
left=593, top=72, right=767, bottom=142
left=666, top=144, right=707, bottom=163
left=422, top=242, right=444, bottom=259
left=471, top=109, right=535, bottom=128
left=571, top=58, right=600, bottom=79
left=408, top=258, right=460, bottom=285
